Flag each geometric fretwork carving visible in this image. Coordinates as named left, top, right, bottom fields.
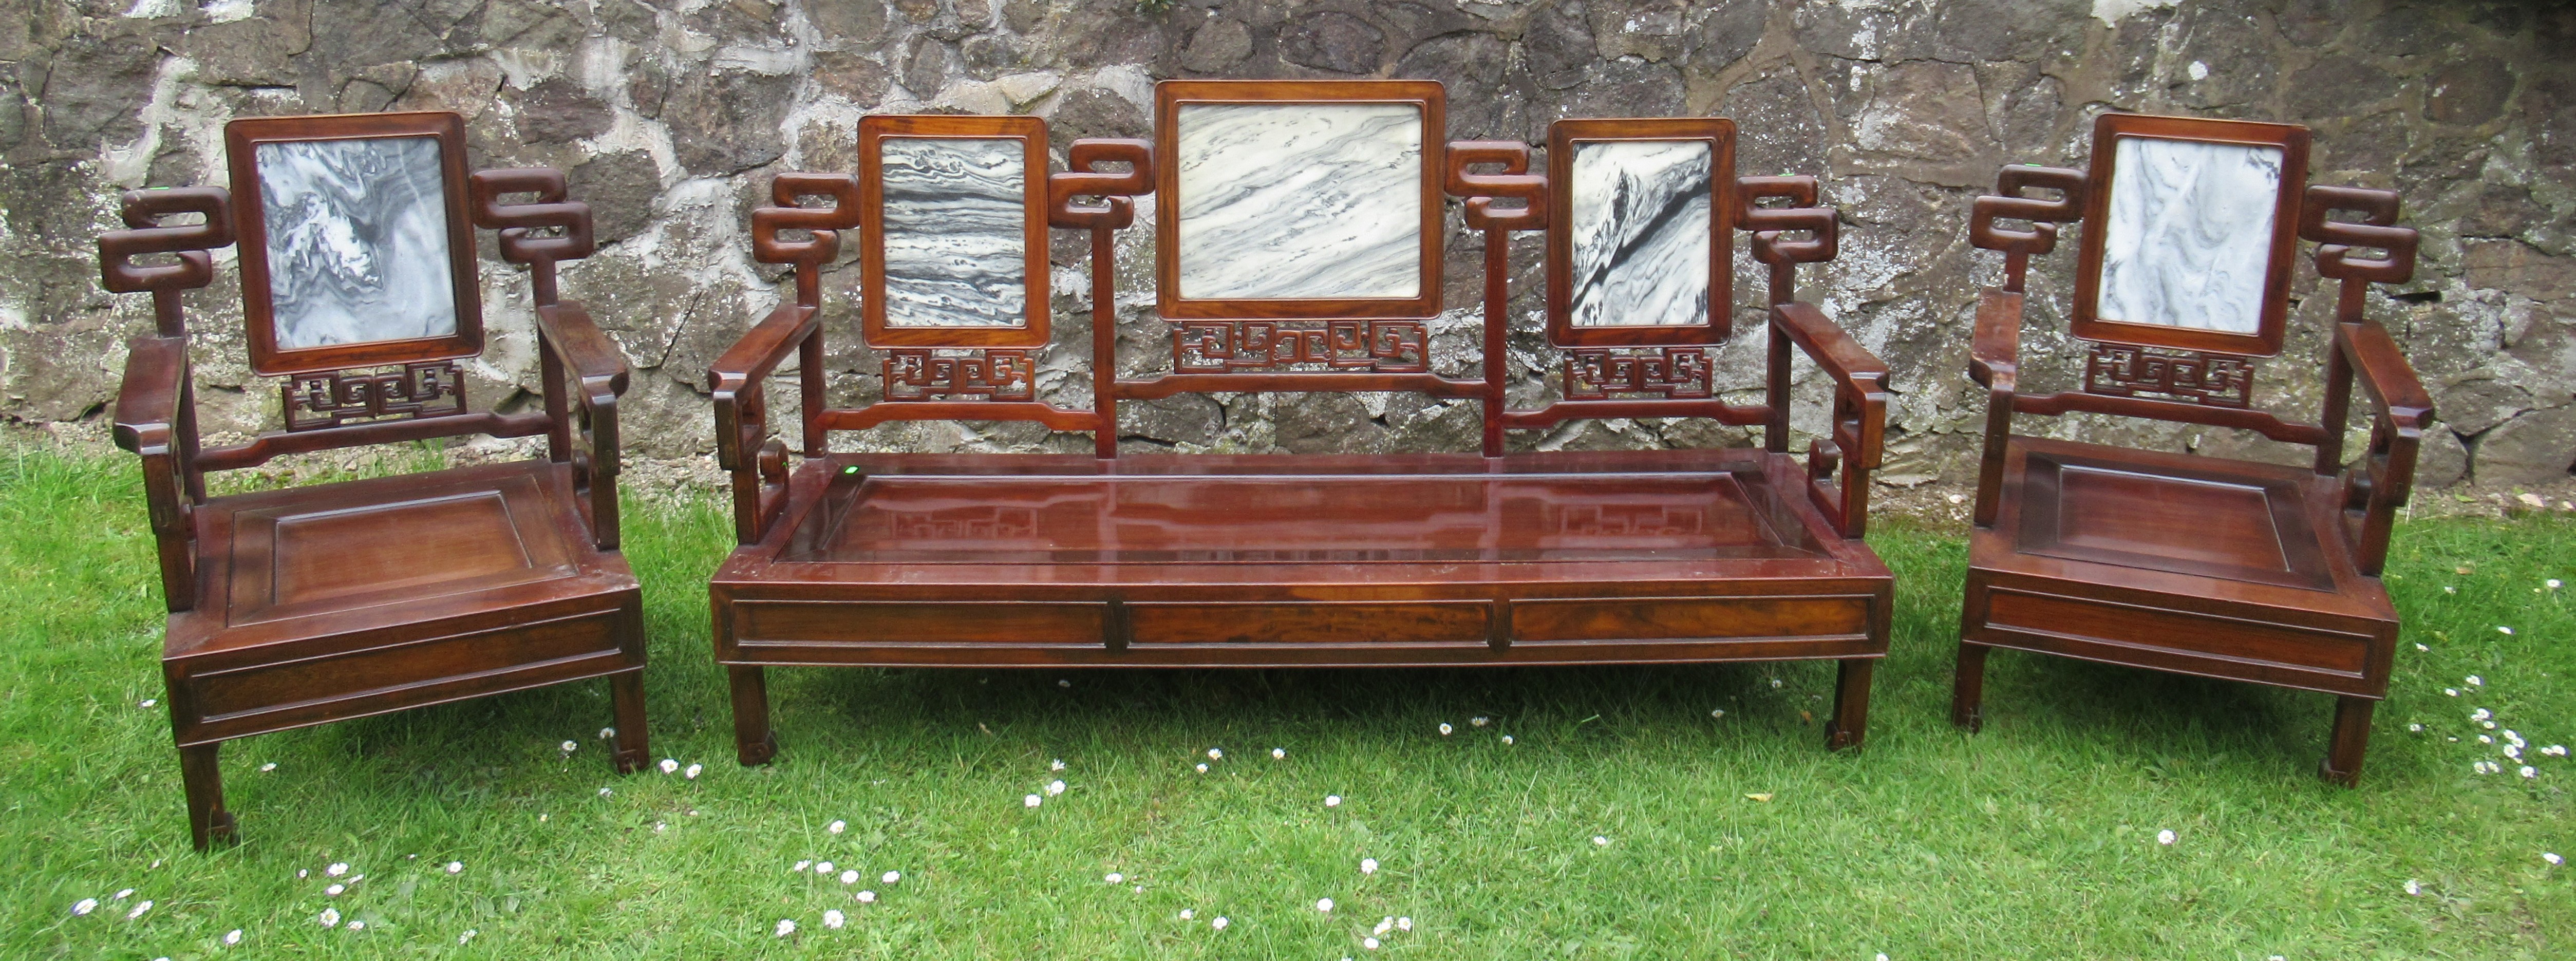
left=1564, top=347, right=1716, bottom=400
left=883, top=349, right=1036, bottom=402
left=1552, top=502, right=1708, bottom=537
left=885, top=505, right=1039, bottom=540
left=2082, top=343, right=2255, bottom=409
left=281, top=361, right=466, bottom=431
left=1172, top=319, right=1429, bottom=373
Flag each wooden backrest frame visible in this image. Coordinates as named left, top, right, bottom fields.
left=1154, top=79, right=1445, bottom=321
left=227, top=111, right=484, bottom=376
left=2069, top=113, right=2309, bottom=357
left=1545, top=118, right=1736, bottom=347
left=858, top=114, right=1052, bottom=348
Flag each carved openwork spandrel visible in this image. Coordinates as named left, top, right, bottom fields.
left=281, top=361, right=467, bottom=431
left=2081, top=344, right=2256, bottom=409
left=1173, top=319, right=1429, bottom=374
left=1563, top=347, right=1717, bottom=400
left=882, top=349, right=1037, bottom=402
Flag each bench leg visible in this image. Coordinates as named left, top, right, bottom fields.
left=2320, top=694, right=2374, bottom=788
left=179, top=742, right=237, bottom=852
left=1951, top=641, right=1990, bottom=732
left=609, top=671, right=650, bottom=775
left=1824, top=658, right=1873, bottom=751
left=728, top=665, right=778, bottom=766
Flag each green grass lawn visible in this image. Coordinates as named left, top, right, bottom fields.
left=2, top=447, right=2569, bottom=959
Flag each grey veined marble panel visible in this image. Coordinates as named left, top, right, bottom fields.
left=1568, top=140, right=1713, bottom=328
left=881, top=137, right=1030, bottom=328
left=1174, top=103, right=1423, bottom=301
left=255, top=136, right=458, bottom=350
left=2096, top=137, right=2285, bottom=334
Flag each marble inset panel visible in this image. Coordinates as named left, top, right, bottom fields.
left=1567, top=140, right=1713, bottom=328
left=254, top=136, right=457, bottom=350
left=1173, top=103, right=1423, bottom=300
left=2095, top=137, right=2284, bottom=334
left=880, top=137, right=1029, bottom=328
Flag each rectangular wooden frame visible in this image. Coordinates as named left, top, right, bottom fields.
left=228, top=111, right=482, bottom=376
left=1154, top=80, right=1445, bottom=321
left=2070, top=112, right=2309, bottom=357
left=1546, top=118, right=1736, bottom=347
left=859, top=115, right=1052, bottom=349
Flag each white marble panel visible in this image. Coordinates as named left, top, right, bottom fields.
left=1174, top=102, right=1424, bottom=300
left=255, top=136, right=457, bottom=349
left=2096, top=136, right=2284, bottom=334
left=881, top=137, right=1029, bottom=328
left=1568, top=140, right=1713, bottom=328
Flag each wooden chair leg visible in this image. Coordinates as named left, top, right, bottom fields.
left=2320, top=694, right=2375, bottom=787
left=179, top=742, right=237, bottom=851
left=609, top=671, right=650, bottom=774
left=728, top=665, right=777, bottom=766
left=1951, top=642, right=1991, bottom=732
left=1824, top=658, right=1874, bottom=751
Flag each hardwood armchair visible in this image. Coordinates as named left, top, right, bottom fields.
left=99, top=111, right=648, bottom=849
left=1950, top=113, right=2429, bottom=785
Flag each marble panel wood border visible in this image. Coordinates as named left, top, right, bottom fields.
left=1154, top=80, right=1445, bottom=321
left=2071, top=113, right=2307, bottom=357
left=859, top=115, right=1051, bottom=349
left=227, top=111, right=481, bottom=376
left=1545, top=118, right=1735, bottom=347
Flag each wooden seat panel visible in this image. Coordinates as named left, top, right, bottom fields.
left=2010, top=443, right=2333, bottom=590
left=226, top=472, right=579, bottom=625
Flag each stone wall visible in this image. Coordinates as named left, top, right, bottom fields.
left=5, top=0, right=2572, bottom=486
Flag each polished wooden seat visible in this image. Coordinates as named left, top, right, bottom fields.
left=1952, top=114, right=2429, bottom=785
left=100, top=111, right=646, bottom=850
left=710, top=87, right=1890, bottom=765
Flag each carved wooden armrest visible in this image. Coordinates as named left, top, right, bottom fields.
left=1772, top=302, right=1888, bottom=538
left=1969, top=166, right=2085, bottom=292
left=469, top=168, right=594, bottom=306
left=1444, top=141, right=1548, bottom=232
left=710, top=304, right=820, bottom=544
left=1967, top=289, right=2028, bottom=527
left=99, top=187, right=234, bottom=337
left=1738, top=176, right=1837, bottom=268
left=536, top=300, right=628, bottom=548
left=114, top=334, right=200, bottom=611
left=1049, top=139, right=1154, bottom=230
left=2333, top=316, right=2432, bottom=577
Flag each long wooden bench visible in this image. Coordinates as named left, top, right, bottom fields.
left=707, top=81, right=1891, bottom=765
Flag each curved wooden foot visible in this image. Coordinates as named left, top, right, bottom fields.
left=1824, top=658, right=1874, bottom=751
left=1950, top=642, right=1990, bottom=732
left=2320, top=694, right=2374, bottom=788
left=728, top=665, right=777, bottom=766
left=609, top=671, right=650, bottom=774
left=180, top=743, right=238, bottom=851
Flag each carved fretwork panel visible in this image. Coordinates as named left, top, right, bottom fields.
left=2082, top=344, right=2255, bottom=409
left=1172, top=319, right=1428, bottom=373
left=883, top=349, right=1036, bottom=402
left=281, top=361, right=466, bottom=431
left=1552, top=503, right=1708, bottom=537
left=1563, top=347, right=1716, bottom=400
left=883, top=506, right=1040, bottom=540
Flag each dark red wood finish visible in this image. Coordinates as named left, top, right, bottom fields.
left=1955, top=116, right=2427, bottom=786
left=708, top=93, right=1890, bottom=767
left=227, top=111, right=485, bottom=375
left=99, top=117, right=647, bottom=850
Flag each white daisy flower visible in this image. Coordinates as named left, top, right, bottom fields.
left=1770, top=678, right=1784, bottom=689
left=2544, top=745, right=2568, bottom=757
left=1472, top=717, right=1489, bottom=727
left=2468, top=675, right=2485, bottom=685
left=1439, top=723, right=1454, bottom=736
left=2403, top=878, right=2421, bottom=895
left=2416, top=644, right=2429, bottom=652
left=1046, top=780, right=1065, bottom=796
left=115, top=889, right=133, bottom=900
left=599, top=727, right=615, bottom=740
left=297, top=870, right=308, bottom=878
left=140, top=699, right=156, bottom=708
left=125, top=900, right=152, bottom=920
left=347, top=919, right=364, bottom=930
left=1397, top=917, right=1412, bottom=930
left=1325, top=795, right=1342, bottom=807
left=1058, top=679, right=1072, bottom=688
left=459, top=929, right=477, bottom=944
left=1179, top=909, right=1194, bottom=920
left=856, top=890, right=877, bottom=903
left=793, top=860, right=811, bottom=872
left=840, top=870, right=859, bottom=884
left=823, top=909, right=846, bottom=929
left=1375, top=917, right=1395, bottom=935
left=560, top=740, right=578, bottom=752
left=2443, top=586, right=2456, bottom=594
left=1026, top=794, right=1043, bottom=807
left=2522, top=765, right=2539, bottom=778
left=2546, top=853, right=2564, bottom=865
left=2408, top=724, right=2422, bottom=732
left=882, top=871, right=900, bottom=884
left=659, top=759, right=679, bottom=774
left=2497, top=627, right=2513, bottom=635
left=685, top=763, right=703, bottom=779
left=1208, top=748, right=1224, bottom=760
left=326, top=884, right=345, bottom=897
left=2548, top=579, right=2562, bottom=589
left=1105, top=872, right=1124, bottom=884
left=1593, top=835, right=1610, bottom=846
left=326, top=863, right=349, bottom=877
left=1501, top=735, right=1514, bottom=745
left=816, top=862, right=834, bottom=874
left=259, top=762, right=276, bottom=772
left=1317, top=898, right=1334, bottom=912
left=2506, top=730, right=2526, bottom=747
left=1711, top=709, right=1726, bottom=719
left=2472, top=708, right=2493, bottom=721
left=1364, top=936, right=1382, bottom=949
left=2445, top=688, right=2460, bottom=696
left=1050, top=759, right=1066, bottom=771
left=598, top=787, right=612, bottom=797
left=828, top=820, right=847, bottom=834
left=2480, top=734, right=2495, bottom=744
left=224, top=929, right=241, bottom=945
left=2507, top=745, right=2523, bottom=760
left=446, top=861, right=463, bottom=875
left=1211, top=916, right=1229, bottom=930
left=2485, top=721, right=2498, bottom=730
left=1360, top=857, right=1378, bottom=874
left=2156, top=830, right=2176, bottom=845
left=71, top=898, right=96, bottom=916
left=775, top=918, right=796, bottom=937
left=1272, top=747, right=1286, bottom=759
left=317, top=908, right=340, bottom=927
left=1195, top=763, right=1208, bottom=774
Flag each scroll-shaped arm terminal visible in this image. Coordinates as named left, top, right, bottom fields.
left=751, top=172, right=862, bottom=308
left=1048, top=139, right=1154, bottom=230
left=469, top=168, right=594, bottom=306
left=1444, top=140, right=1548, bottom=232
left=100, top=187, right=235, bottom=337
left=1968, top=165, right=2086, bottom=291
left=1738, top=175, right=1837, bottom=272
